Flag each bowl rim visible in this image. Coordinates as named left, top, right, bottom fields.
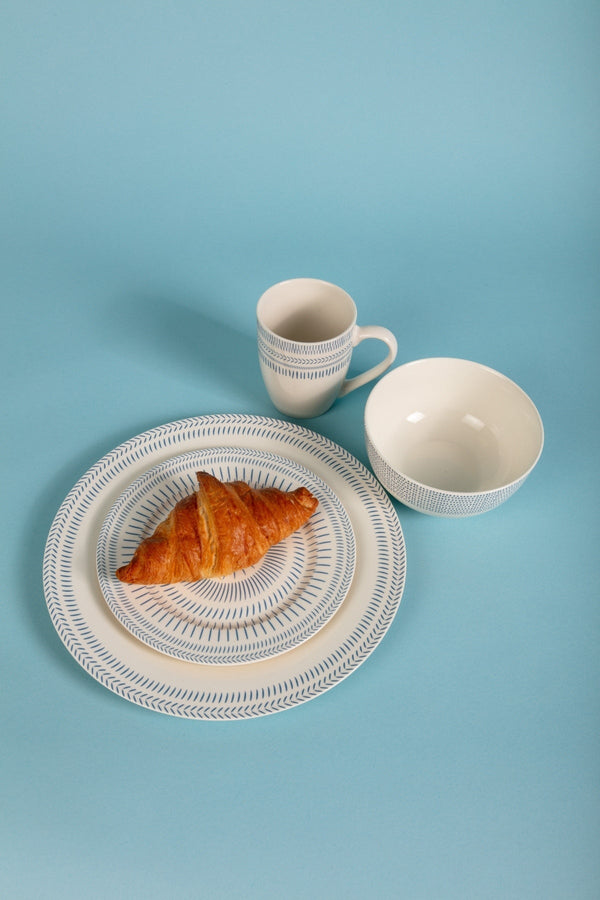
left=364, top=357, right=545, bottom=498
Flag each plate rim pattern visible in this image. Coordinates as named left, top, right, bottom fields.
left=96, top=447, right=356, bottom=665
left=43, top=414, right=406, bottom=720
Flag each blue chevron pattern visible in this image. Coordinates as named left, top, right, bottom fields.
left=257, top=321, right=353, bottom=380
left=43, top=414, right=406, bottom=719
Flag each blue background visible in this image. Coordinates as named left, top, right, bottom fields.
left=2, top=2, right=599, bottom=897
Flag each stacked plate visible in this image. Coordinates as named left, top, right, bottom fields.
left=43, top=415, right=406, bottom=720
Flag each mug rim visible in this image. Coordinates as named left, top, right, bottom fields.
left=257, top=277, right=357, bottom=347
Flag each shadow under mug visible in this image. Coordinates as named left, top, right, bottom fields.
left=257, top=278, right=398, bottom=418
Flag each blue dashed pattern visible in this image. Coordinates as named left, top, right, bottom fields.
left=257, top=322, right=352, bottom=380
left=43, top=415, right=406, bottom=719
left=96, top=447, right=356, bottom=665
left=366, top=433, right=524, bottom=517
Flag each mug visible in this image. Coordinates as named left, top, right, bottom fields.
left=257, top=278, right=397, bottom=418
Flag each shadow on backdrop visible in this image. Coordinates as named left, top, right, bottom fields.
left=111, top=292, right=264, bottom=404
left=31, top=293, right=267, bottom=692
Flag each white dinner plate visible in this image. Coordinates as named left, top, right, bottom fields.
left=43, top=415, right=406, bottom=719
left=97, top=447, right=355, bottom=665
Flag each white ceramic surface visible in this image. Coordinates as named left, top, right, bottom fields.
left=257, top=278, right=397, bottom=417
left=365, top=358, right=544, bottom=517
left=97, top=447, right=355, bottom=665
left=43, top=414, right=406, bottom=719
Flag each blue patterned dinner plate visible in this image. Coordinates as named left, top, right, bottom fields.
left=43, top=415, right=406, bottom=719
left=97, top=448, right=355, bottom=665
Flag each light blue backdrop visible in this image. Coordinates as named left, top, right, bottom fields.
left=2, top=2, right=599, bottom=898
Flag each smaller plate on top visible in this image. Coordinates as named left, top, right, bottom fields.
left=97, top=447, right=355, bottom=665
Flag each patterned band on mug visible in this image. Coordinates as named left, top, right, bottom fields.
left=257, top=322, right=352, bottom=380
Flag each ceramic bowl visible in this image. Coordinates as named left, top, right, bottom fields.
left=364, top=358, right=544, bottom=517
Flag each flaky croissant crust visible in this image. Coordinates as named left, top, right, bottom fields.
left=116, top=471, right=318, bottom=584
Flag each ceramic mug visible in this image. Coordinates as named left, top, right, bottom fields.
left=257, top=278, right=397, bottom=418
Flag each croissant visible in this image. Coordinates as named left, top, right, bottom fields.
left=116, top=471, right=319, bottom=584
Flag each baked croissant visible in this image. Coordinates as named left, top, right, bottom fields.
left=116, top=471, right=319, bottom=584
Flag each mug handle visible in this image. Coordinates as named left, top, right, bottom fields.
left=338, top=325, right=398, bottom=396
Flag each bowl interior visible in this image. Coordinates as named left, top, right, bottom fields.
left=365, top=359, right=543, bottom=494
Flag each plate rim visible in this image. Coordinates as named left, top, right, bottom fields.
left=43, top=414, right=406, bottom=720
left=96, top=446, right=356, bottom=665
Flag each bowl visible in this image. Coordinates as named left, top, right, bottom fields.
left=364, top=358, right=544, bottom=517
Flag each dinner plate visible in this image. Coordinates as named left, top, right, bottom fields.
left=97, top=447, right=355, bottom=665
left=43, top=415, right=406, bottom=719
